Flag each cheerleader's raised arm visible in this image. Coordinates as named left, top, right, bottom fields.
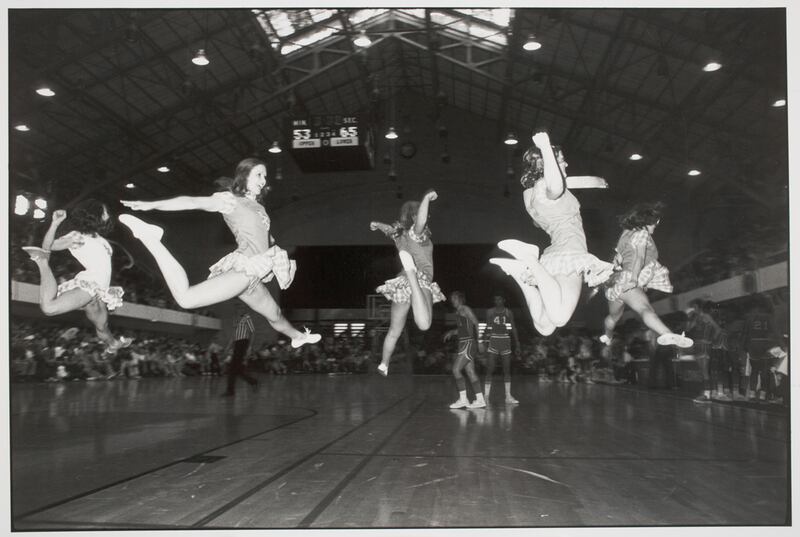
left=121, top=193, right=233, bottom=214
left=370, top=221, right=399, bottom=237
left=412, top=190, right=437, bottom=236
left=531, top=132, right=566, bottom=200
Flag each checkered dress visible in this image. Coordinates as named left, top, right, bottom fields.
left=521, top=182, right=614, bottom=287
left=375, top=224, right=446, bottom=304
left=207, top=191, right=297, bottom=294
left=209, top=246, right=296, bottom=294
left=56, top=233, right=124, bottom=310
left=604, top=228, right=673, bottom=302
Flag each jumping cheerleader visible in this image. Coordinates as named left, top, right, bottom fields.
left=601, top=202, right=693, bottom=348
left=443, top=291, right=486, bottom=409
left=119, top=157, right=320, bottom=349
left=490, top=132, right=614, bottom=335
left=22, top=200, right=131, bottom=353
left=371, top=190, right=445, bottom=376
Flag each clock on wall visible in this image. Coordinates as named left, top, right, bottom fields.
left=400, top=141, right=417, bottom=159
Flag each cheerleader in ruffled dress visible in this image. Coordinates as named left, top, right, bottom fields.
left=602, top=203, right=693, bottom=348
left=119, top=158, right=320, bottom=349
left=371, top=190, right=445, bottom=375
left=490, top=132, right=614, bottom=335
left=22, top=200, right=131, bottom=353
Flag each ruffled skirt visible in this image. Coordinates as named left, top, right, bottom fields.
left=376, top=271, right=446, bottom=304
left=604, top=261, right=673, bottom=302
left=522, top=249, right=615, bottom=288
left=209, top=246, right=296, bottom=295
left=57, top=272, right=124, bottom=311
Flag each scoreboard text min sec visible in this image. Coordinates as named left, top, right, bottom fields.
left=288, top=114, right=375, bottom=173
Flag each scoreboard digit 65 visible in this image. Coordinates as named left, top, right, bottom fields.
left=288, top=114, right=375, bottom=172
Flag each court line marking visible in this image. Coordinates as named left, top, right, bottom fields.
left=13, top=406, right=319, bottom=524
left=320, top=452, right=755, bottom=463
left=297, top=397, right=428, bottom=528
left=12, top=518, right=183, bottom=530
left=194, top=393, right=415, bottom=527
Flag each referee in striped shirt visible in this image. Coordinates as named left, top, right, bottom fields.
left=221, top=311, right=259, bottom=396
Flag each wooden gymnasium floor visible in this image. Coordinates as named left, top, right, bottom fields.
left=10, top=373, right=790, bottom=529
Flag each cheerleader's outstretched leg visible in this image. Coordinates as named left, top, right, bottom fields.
left=23, top=247, right=92, bottom=316
left=238, top=284, right=320, bottom=348
left=490, top=258, right=557, bottom=335
left=120, top=214, right=250, bottom=309
left=378, top=301, right=411, bottom=376
left=398, top=251, right=433, bottom=331
left=620, top=288, right=692, bottom=348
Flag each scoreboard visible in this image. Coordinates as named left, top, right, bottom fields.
left=288, top=114, right=375, bottom=172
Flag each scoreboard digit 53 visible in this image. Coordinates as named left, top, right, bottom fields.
left=288, top=114, right=375, bottom=172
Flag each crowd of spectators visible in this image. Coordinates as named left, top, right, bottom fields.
left=9, top=320, right=373, bottom=384
left=671, top=223, right=787, bottom=292
left=10, top=320, right=211, bottom=382
left=249, top=335, right=371, bottom=375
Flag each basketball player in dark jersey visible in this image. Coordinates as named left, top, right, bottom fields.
left=443, top=291, right=486, bottom=409
left=483, top=295, right=521, bottom=404
left=742, top=296, right=778, bottom=402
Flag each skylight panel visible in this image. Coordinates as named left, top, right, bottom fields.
left=348, top=9, right=389, bottom=26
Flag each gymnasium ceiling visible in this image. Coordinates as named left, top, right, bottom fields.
left=8, top=7, right=788, bottom=214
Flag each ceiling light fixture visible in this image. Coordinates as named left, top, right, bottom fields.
left=157, top=166, right=170, bottom=173
left=36, top=86, right=55, bottom=97
left=385, top=127, right=398, bottom=140
left=268, top=141, right=282, bottom=154
left=522, top=35, right=542, bottom=51
left=192, top=49, right=210, bottom=66
left=125, top=21, right=140, bottom=43
left=125, top=183, right=136, bottom=189
left=354, top=31, right=372, bottom=48
left=771, top=98, right=786, bottom=108
left=14, top=194, right=30, bottom=216
left=629, top=153, right=643, bottom=161
left=14, top=124, right=30, bottom=132
left=702, top=61, right=722, bottom=72
left=688, top=169, right=702, bottom=176
left=504, top=132, right=518, bottom=145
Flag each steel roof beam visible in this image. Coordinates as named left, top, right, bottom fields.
left=66, top=34, right=392, bottom=204
left=424, top=9, right=444, bottom=120
left=399, top=35, right=772, bottom=207
left=562, top=12, right=628, bottom=148
left=560, top=9, right=769, bottom=87
left=23, top=10, right=164, bottom=79
left=495, top=9, right=521, bottom=141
